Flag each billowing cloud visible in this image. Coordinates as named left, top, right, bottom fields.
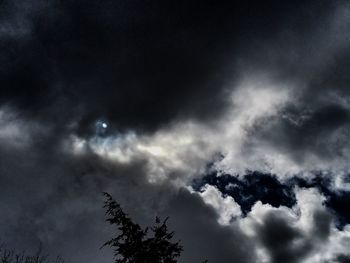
left=1, top=1, right=350, bottom=263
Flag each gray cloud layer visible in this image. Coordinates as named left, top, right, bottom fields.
left=1, top=1, right=350, bottom=263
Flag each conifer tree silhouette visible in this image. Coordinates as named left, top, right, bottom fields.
left=102, top=193, right=183, bottom=263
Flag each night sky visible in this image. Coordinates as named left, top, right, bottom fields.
left=1, top=1, right=350, bottom=262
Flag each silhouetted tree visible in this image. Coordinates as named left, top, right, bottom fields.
left=0, top=244, right=64, bottom=263
left=102, top=193, right=183, bottom=263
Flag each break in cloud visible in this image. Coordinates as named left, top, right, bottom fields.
left=1, top=0, right=350, bottom=262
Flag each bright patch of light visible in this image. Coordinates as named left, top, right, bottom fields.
left=137, top=144, right=166, bottom=157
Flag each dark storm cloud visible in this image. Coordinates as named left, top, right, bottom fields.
left=254, top=209, right=332, bottom=263
left=255, top=212, right=312, bottom=263
left=0, top=117, right=258, bottom=263
left=250, top=102, right=350, bottom=164
left=0, top=0, right=337, bottom=134
left=1, top=0, right=237, bottom=132
left=334, top=254, right=350, bottom=263
left=0, top=112, right=159, bottom=262
left=0, top=128, right=130, bottom=262
left=163, top=188, right=256, bottom=263
left=230, top=1, right=350, bottom=168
